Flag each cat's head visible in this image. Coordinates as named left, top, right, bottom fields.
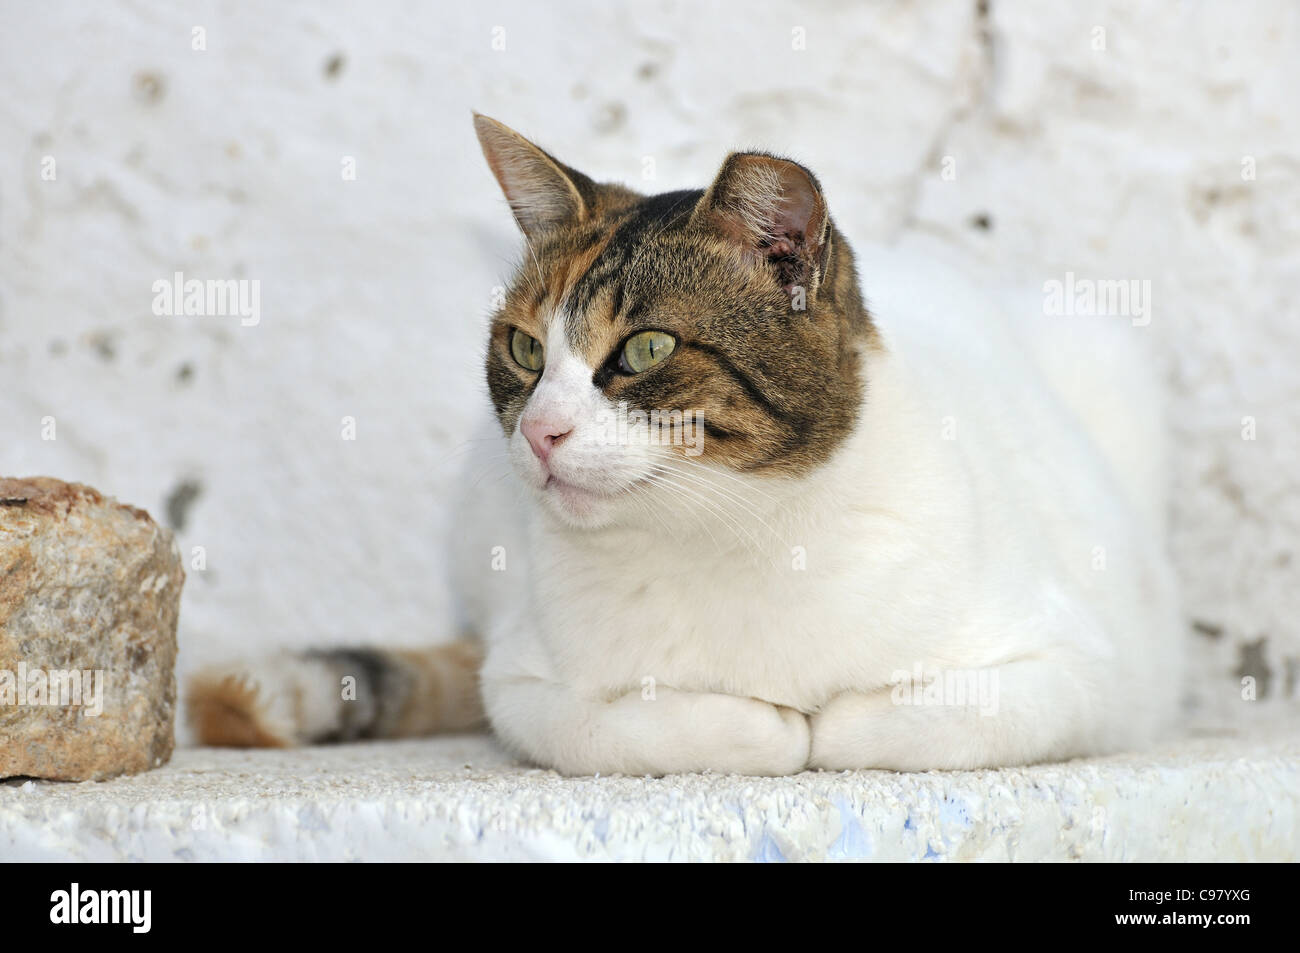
left=475, top=115, right=873, bottom=529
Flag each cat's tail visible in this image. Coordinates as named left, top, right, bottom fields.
left=187, top=641, right=484, bottom=747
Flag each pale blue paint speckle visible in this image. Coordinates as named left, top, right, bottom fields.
left=754, top=833, right=787, bottom=862
left=938, top=796, right=972, bottom=829
left=828, top=798, right=874, bottom=859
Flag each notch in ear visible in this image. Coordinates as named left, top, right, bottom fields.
left=693, top=152, right=831, bottom=298
left=473, top=113, right=594, bottom=240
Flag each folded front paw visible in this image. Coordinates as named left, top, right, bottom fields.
left=684, top=693, right=810, bottom=776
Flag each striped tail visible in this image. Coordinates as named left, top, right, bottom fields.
left=188, top=641, right=484, bottom=747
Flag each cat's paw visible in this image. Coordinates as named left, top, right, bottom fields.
left=678, top=692, right=811, bottom=776
left=808, top=690, right=896, bottom=771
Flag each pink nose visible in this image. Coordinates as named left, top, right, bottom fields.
left=521, top=416, right=572, bottom=464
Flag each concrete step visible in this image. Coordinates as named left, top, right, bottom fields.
left=2, top=733, right=1296, bottom=861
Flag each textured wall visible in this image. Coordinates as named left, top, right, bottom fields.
left=1, top=1, right=1297, bottom=735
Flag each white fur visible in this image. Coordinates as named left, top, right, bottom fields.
left=450, top=245, right=1183, bottom=776
left=200, top=653, right=345, bottom=744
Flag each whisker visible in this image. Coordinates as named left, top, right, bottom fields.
left=667, top=453, right=785, bottom=505
left=640, top=470, right=783, bottom=571
left=649, top=460, right=790, bottom=550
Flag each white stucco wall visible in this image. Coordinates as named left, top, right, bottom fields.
left=2, top=0, right=1297, bottom=737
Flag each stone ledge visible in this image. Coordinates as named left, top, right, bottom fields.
left=1, top=734, right=1295, bottom=861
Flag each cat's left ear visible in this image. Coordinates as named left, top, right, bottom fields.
left=692, top=152, right=831, bottom=298
left=473, top=113, right=595, bottom=240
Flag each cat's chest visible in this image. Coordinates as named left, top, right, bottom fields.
left=527, top=525, right=929, bottom=709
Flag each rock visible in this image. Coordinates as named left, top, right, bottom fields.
left=0, top=477, right=184, bottom=780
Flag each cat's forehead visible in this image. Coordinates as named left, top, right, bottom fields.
left=558, top=190, right=704, bottom=321
left=519, top=189, right=723, bottom=367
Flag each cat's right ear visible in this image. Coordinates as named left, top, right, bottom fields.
left=473, top=114, right=593, bottom=239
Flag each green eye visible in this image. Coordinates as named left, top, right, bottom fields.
left=510, top=329, right=544, bottom=371
left=620, top=331, right=676, bottom=374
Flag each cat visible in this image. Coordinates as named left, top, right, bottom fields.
left=189, top=114, right=1183, bottom=776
